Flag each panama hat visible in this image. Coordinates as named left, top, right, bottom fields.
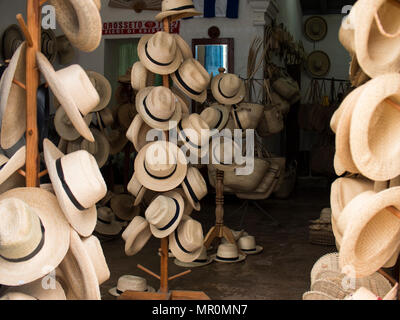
left=231, top=108, right=252, bottom=131
left=56, top=35, right=75, bottom=65
left=99, top=107, right=115, bottom=128
left=105, top=128, right=129, bottom=155
left=171, top=58, right=211, bottom=103
left=304, top=16, right=328, bottom=42
left=237, top=235, right=263, bottom=255
left=127, top=172, right=147, bottom=206
left=109, top=275, right=155, bottom=297
left=43, top=138, right=107, bottom=237
left=58, top=229, right=110, bottom=300
left=0, top=188, right=70, bottom=286
left=5, top=277, right=66, bottom=300
left=155, top=0, right=201, bottom=21
left=54, top=107, right=93, bottom=142
left=169, top=215, right=203, bottom=263
left=173, top=188, right=194, bottom=216
left=37, top=52, right=100, bottom=143
left=48, top=0, right=101, bottom=52
left=136, top=86, right=182, bottom=131
left=306, top=51, right=330, bottom=77
left=87, top=71, right=112, bottom=112
left=118, top=103, right=137, bottom=130
left=200, top=105, right=230, bottom=133
left=181, top=166, right=207, bottom=211
left=110, top=194, right=140, bottom=222
left=122, top=216, right=152, bottom=256
left=0, top=42, right=26, bottom=150
left=131, top=61, right=153, bottom=91
left=138, top=31, right=183, bottom=75
left=80, top=128, right=110, bottom=168
left=41, top=29, right=58, bottom=64
left=1, top=24, right=24, bottom=61
left=94, top=207, right=122, bottom=237
left=178, top=114, right=210, bottom=156
left=338, top=187, right=400, bottom=278
left=146, top=191, right=185, bottom=238
left=134, top=141, right=188, bottom=192
left=0, top=146, right=25, bottom=185
left=0, top=292, right=37, bottom=300
left=350, top=73, right=400, bottom=181
left=209, top=136, right=244, bottom=172
left=174, top=34, right=193, bottom=59
left=171, top=86, right=190, bottom=116
left=212, top=243, right=246, bottom=263
left=174, top=245, right=212, bottom=268
left=211, top=73, right=245, bottom=105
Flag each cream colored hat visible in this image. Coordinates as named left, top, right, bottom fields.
left=48, top=0, right=102, bottom=52
left=95, top=207, right=122, bottom=237
left=173, top=188, right=194, bottom=216
left=134, top=141, right=188, bottom=192
left=155, top=0, right=201, bottom=21
left=174, top=245, right=213, bottom=268
left=0, top=292, right=37, bottom=300
left=56, top=35, right=75, bottom=66
left=238, top=235, right=263, bottom=255
left=209, top=136, right=244, bottom=172
left=109, top=275, right=155, bottom=297
left=178, top=114, right=210, bottom=156
left=58, top=229, right=110, bottom=300
left=136, top=86, right=182, bottom=131
left=0, top=42, right=26, bottom=149
left=127, top=172, right=147, bottom=206
left=231, top=106, right=254, bottom=131
left=0, top=189, right=70, bottom=286
left=86, top=71, right=112, bottom=112
left=122, top=216, right=152, bottom=256
left=174, top=34, right=193, bottom=59
left=211, top=73, right=245, bottom=105
left=181, top=166, right=207, bottom=211
left=81, top=128, right=110, bottom=168
left=200, top=105, right=230, bottom=132
left=43, top=138, right=107, bottom=237
left=54, top=107, right=93, bottom=142
left=212, top=243, right=246, bottom=263
left=37, top=52, right=99, bottom=142
left=138, top=31, right=183, bottom=75
left=0, top=146, right=26, bottom=185
left=5, top=277, right=66, bottom=300
left=110, top=194, right=140, bottom=222
left=145, top=191, right=185, bottom=238
left=131, top=61, right=152, bottom=91
left=171, top=58, right=211, bottom=103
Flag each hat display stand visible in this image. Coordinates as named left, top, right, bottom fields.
left=118, top=18, right=209, bottom=301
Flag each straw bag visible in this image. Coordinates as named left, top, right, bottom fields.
left=271, top=90, right=290, bottom=115
left=298, top=79, right=320, bottom=131
left=272, top=71, right=299, bottom=101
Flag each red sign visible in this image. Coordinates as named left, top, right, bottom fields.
left=102, top=21, right=180, bottom=35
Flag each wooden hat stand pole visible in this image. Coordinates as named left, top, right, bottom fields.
left=119, top=18, right=209, bottom=301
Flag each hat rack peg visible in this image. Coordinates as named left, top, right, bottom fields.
left=17, top=169, right=26, bottom=177
left=38, top=169, right=48, bottom=179
left=168, top=269, right=191, bottom=281
left=16, top=14, right=33, bottom=47
left=12, top=79, right=26, bottom=90
left=137, top=264, right=161, bottom=280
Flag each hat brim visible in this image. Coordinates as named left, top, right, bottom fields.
left=211, top=74, right=246, bottom=105
left=174, top=257, right=213, bottom=268
left=0, top=146, right=26, bottom=185
left=54, top=107, right=93, bottom=142
left=86, top=71, right=112, bottom=112
left=2, top=24, right=24, bottom=60
left=0, top=187, right=70, bottom=286
left=108, top=285, right=155, bottom=297
left=171, top=71, right=207, bottom=103
left=155, top=9, right=202, bottom=22
left=240, top=245, right=263, bottom=255
left=210, top=104, right=230, bottom=132
left=43, top=138, right=97, bottom=237
left=304, top=16, right=328, bottom=42
left=81, top=128, right=110, bottom=168
left=211, top=253, right=246, bottom=264
left=302, top=291, right=336, bottom=300
left=6, top=277, right=66, bottom=300
left=110, top=195, right=140, bottom=221
left=123, top=216, right=152, bottom=256
left=95, top=220, right=122, bottom=237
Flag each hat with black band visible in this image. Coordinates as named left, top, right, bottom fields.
left=181, top=166, right=208, bottom=211
left=155, top=0, right=202, bottom=22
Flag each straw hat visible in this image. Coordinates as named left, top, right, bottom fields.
left=155, top=0, right=201, bottom=21
left=41, top=29, right=58, bottom=64
left=171, top=58, right=211, bottom=103
left=310, top=252, right=340, bottom=285
left=80, top=128, right=110, bottom=168
left=200, top=105, right=230, bottom=132
left=0, top=146, right=26, bottom=185
left=118, top=103, right=137, bottom=130
left=56, top=35, right=75, bottom=65
left=212, top=243, right=246, bottom=263
left=231, top=108, right=252, bottom=131
left=310, top=279, right=348, bottom=299
left=306, top=51, right=330, bottom=77
left=136, top=86, right=182, bottom=131
left=174, top=34, right=193, bottom=59
left=304, top=16, right=328, bottom=42
left=178, top=114, right=210, bottom=156
left=5, top=277, right=66, bottom=300
left=48, top=0, right=102, bottom=52
left=122, top=216, right=152, bottom=256
left=1, top=24, right=24, bottom=61
left=99, top=107, right=114, bottom=128
left=134, top=141, right=188, bottom=192
left=350, top=73, right=400, bottom=181
left=181, top=166, right=207, bottom=211
left=0, top=188, right=70, bottom=286
left=58, top=229, right=110, bottom=300
left=37, top=52, right=100, bottom=142
left=138, top=31, right=183, bottom=75
left=169, top=216, right=204, bottom=263
left=94, top=207, right=122, bottom=237
left=171, top=86, right=190, bottom=116
left=109, top=275, right=155, bottom=297
left=174, top=245, right=212, bottom=268
left=235, top=103, right=264, bottom=129
left=105, top=128, right=129, bottom=155
left=127, top=172, right=147, bottom=206
left=0, top=292, right=37, bottom=300
left=209, top=136, right=244, bottom=172
left=54, top=107, right=93, bottom=142
left=43, top=138, right=107, bottom=237
left=131, top=61, right=151, bottom=91
left=211, top=73, right=245, bottom=105
left=110, top=194, right=140, bottom=222
left=0, top=42, right=27, bottom=150
left=145, top=191, right=185, bottom=238
left=86, top=71, right=112, bottom=112
left=237, top=235, right=263, bottom=255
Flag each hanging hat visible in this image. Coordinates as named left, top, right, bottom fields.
left=54, top=107, right=93, bottom=142
left=1, top=24, right=24, bottom=61
left=306, top=51, right=331, bottom=77
left=122, top=216, right=152, bottom=256
left=200, top=104, right=230, bottom=133
left=41, top=29, right=58, bottom=64
left=0, top=292, right=37, bottom=300
left=0, top=188, right=70, bottom=286
left=56, top=35, right=75, bottom=66
left=80, top=128, right=110, bottom=168
left=86, top=71, right=112, bottom=112
left=110, top=194, right=140, bottom=222
left=136, top=86, right=182, bottom=131
left=131, top=61, right=154, bottom=91
left=118, top=103, right=137, bottom=130
left=209, top=136, right=244, bottom=172
left=0, top=146, right=26, bottom=185
left=212, top=243, right=246, bottom=264
left=0, top=42, right=27, bottom=150
left=174, top=245, right=212, bottom=268
left=211, top=73, right=245, bottom=105
left=237, top=235, right=263, bottom=255
left=37, top=52, right=100, bottom=142
left=169, top=215, right=203, bottom=263
left=99, top=107, right=115, bottom=128
left=127, top=173, right=147, bottom=206
left=181, top=166, right=207, bottom=211
left=48, top=0, right=102, bottom=52
left=304, top=16, right=328, bottom=42
left=58, top=229, right=110, bottom=300
left=138, top=31, right=183, bottom=75
left=134, top=141, right=188, bottom=192
left=174, top=34, right=193, bottom=59
left=171, top=58, right=211, bottom=103
left=109, top=275, right=155, bottom=297
left=173, top=188, right=194, bottom=216
left=171, top=86, right=190, bottom=116
left=145, top=191, right=185, bottom=238
left=66, top=138, right=83, bottom=154
left=155, top=0, right=201, bottom=21
left=43, top=138, right=107, bottom=237
left=105, top=128, right=129, bottom=155
left=178, top=114, right=210, bottom=156
left=231, top=107, right=252, bottom=130
left=94, top=207, right=122, bottom=237
left=5, top=277, right=66, bottom=300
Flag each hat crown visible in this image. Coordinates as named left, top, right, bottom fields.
left=186, top=167, right=207, bottom=199
left=118, top=275, right=147, bottom=292
left=181, top=114, right=210, bottom=146
left=178, top=219, right=203, bottom=252
left=82, top=235, right=110, bottom=285
left=179, top=59, right=210, bottom=91
left=217, top=243, right=239, bottom=259
left=127, top=174, right=143, bottom=197
left=212, top=137, right=239, bottom=165
left=145, top=195, right=178, bottom=228
left=98, top=207, right=113, bottom=223
left=148, top=32, right=177, bottom=64
left=0, top=198, right=42, bottom=260
left=146, top=87, right=176, bottom=120
left=197, top=246, right=208, bottom=260
left=238, top=235, right=257, bottom=250
left=162, top=0, right=194, bottom=11
left=200, top=107, right=220, bottom=128
left=219, top=74, right=242, bottom=97
left=144, top=142, right=178, bottom=178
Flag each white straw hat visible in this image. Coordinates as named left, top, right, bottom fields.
left=173, top=188, right=194, bottom=216
left=86, top=71, right=112, bottom=112
left=212, top=243, right=246, bottom=263
left=127, top=172, right=147, bottom=206
left=174, top=245, right=213, bottom=268
left=5, top=277, right=66, bottom=300
left=0, top=146, right=26, bottom=185
left=43, top=138, right=107, bottom=237
left=110, top=194, right=140, bottom=222
left=95, top=207, right=122, bottom=237
left=131, top=61, right=152, bottom=91
left=181, top=166, right=207, bottom=211
left=109, top=275, right=155, bottom=297
left=237, top=235, right=263, bottom=255
left=200, top=105, right=230, bottom=133
left=122, top=216, right=152, bottom=256
left=211, top=73, right=245, bottom=105
left=155, top=0, right=201, bottom=21
left=0, top=292, right=37, bottom=300
left=54, top=107, right=93, bottom=142
left=174, top=34, right=193, bottom=59
left=178, top=114, right=210, bottom=156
